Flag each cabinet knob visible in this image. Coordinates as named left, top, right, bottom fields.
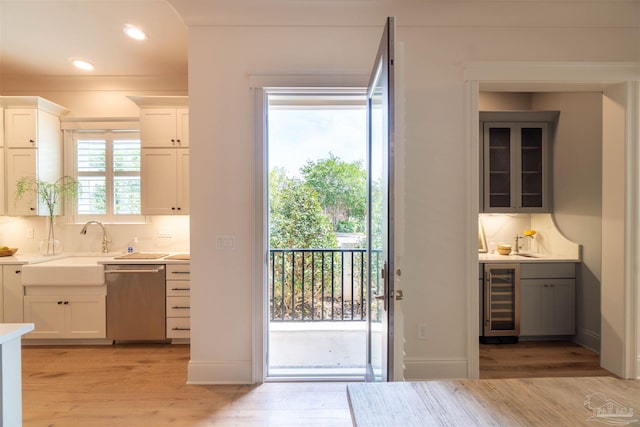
left=29, top=139, right=35, bottom=144
left=177, top=207, right=181, bottom=211
left=58, top=301, right=63, bottom=305
left=30, top=207, right=36, bottom=211
left=15, top=270, right=21, bottom=274
left=171, top=207, right=176, bottom=210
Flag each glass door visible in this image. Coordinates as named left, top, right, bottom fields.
left=483, top=264, right=520, bottom=336
left=366, top=17, right=395, bottom=382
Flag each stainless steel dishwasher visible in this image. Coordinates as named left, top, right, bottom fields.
left=105, top=264, right=166, bottom=342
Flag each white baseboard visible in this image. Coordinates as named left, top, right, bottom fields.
left=403, top=357, right=468, bottom=380
left=573, top=328, right=601, bottom=354
left=187, top=360, right=254, bottom=384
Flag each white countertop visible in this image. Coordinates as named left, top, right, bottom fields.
left=0, top=252, right=190, bottom=265
left=0, top=323, right=34, bottom=344
left=479, top=252, right=580, bottom=263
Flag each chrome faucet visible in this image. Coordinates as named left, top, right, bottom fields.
left=514, top=235, right=521, bottom=254
left=80, top=220, right=110, bottom=253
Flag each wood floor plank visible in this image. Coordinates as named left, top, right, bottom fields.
left=21, top=341, right=613, bottom=426
left=348, top=377, right=640, bottom=427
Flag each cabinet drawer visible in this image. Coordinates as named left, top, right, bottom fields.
left=520, top=263, right=576, bottom=279
left=166, top=264, right=190, bottom=280
left=167, top=317, right=190, bottom=338
left=167, top=296, right=190, bottom=317
left=166, top=280, right=190, bottom=296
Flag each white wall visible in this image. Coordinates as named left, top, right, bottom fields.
left=170, top=0, right=639, bottom=383
left=531, top=92, right=603, bottom=352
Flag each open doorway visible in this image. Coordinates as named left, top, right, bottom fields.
left=265, top=89, right=368, bottom=379
left=467, top=65, right=638, bottom=380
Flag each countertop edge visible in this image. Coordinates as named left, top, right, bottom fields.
left=0, top=323, right=35, bottom=344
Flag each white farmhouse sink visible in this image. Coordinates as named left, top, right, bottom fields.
left=22, top=256, right=113, bottom=286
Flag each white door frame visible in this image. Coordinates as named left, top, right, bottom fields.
left=465, top=62, right=640, bottom=380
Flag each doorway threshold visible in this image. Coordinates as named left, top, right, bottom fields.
left=267, top=367, right=365, bottom=382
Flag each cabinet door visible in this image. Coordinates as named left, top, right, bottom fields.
left=484, top=264, right=520, bottom=336
left=520, top=280, right=545, bottom=336
left=0, top=149, right=4, bottom=215
left=176, top=148, right=189, bottom=214
left=66, top=296, right=106, bottom=338
left=6, top=149, right=37, bottom=215
left=140, top=109, right=178, bottom=148
left=518, top=124, right=548, bottom=211
left=483, top=124, right=515, bottom=212
left=5, top=109, right=37, bottom=148
left=482, top=122, right=549, bottom=213
left=3, top=266, right=23, bottom=322
left=24, top=296, right=66, bottom=338
left=141, top=148, right=178, bottom=214
left=176, top=108, right=189, bottom=147
left=546, top=279, right=575, bottom=335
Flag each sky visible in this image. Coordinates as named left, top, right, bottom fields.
left=268, top=108, right=366, bottom=177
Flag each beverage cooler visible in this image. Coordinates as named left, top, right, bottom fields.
left=482, top=264, right=520, bottom=342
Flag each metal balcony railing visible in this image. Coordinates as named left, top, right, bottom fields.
left=269, top=249, right=382, bottom=322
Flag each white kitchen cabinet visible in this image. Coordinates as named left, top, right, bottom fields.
left=520, top=279, right=575, bottom=336
left=0, top=149, right=4, bottom=215
left=140, top=108, right=189, bottom=148
left=5, top=109, right=37, bottom=148
left=2, top=99, right=68, bottom=216
left=23, top=286, right=106, bottom=339
left=6, top=149, right=37, bottom=215
left=166, top=264, right=190, bottom=340
left=141, top=148, right=189, bottom=215
left=2, top=265, right=24, bottom=322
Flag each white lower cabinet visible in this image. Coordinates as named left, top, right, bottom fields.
left=23, top=286, right=106, bottom=339
left=166, top=264, right=190, bottom=340
left=2, top=265, right=24, bottom=322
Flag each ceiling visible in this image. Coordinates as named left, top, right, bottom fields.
left=0, top=0, right=188, bottom=81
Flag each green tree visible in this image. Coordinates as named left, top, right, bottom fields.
left=300, top=153, right=366, bottom=233
left=269, top=169, right=337, bottom=249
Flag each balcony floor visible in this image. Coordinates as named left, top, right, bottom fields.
left=268, top=321, right=366, bottom=379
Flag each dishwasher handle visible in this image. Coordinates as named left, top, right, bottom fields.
left=105, top=268, right=164, bottom=274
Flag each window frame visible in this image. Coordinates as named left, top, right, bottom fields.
left=63, top=121, right=147, bottom=225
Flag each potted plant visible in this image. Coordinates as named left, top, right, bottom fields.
left=15, top=176, right=79, bottom=255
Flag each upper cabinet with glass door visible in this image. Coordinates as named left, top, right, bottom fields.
left=480, top=112, right=558, bottom=213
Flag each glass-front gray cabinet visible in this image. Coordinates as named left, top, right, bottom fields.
left=481, top=122, right=549, bottom=213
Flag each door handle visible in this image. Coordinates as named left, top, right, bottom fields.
left=374, top=294, right=385, bottom=300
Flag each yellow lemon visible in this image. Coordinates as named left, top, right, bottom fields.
left=524, top=230, right=536, bottom=237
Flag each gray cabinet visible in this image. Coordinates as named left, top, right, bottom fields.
left=520, top=263, right=576, bottom=337
left=480, top=112, right=558, bottom=213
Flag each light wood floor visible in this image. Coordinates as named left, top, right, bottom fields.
left=21, top=341, right=611, bottom=426
left=480, top=340, right=612, bottom=379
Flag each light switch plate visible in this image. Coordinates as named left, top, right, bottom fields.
left=216, top=235, right=236, bottom=250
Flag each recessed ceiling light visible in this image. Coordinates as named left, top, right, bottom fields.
left=124, top=24, right=148, bottom=41
left=71, top=59, right=94, bottom=71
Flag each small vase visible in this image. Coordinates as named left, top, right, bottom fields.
left=39, top=239, right=62, bottom=256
